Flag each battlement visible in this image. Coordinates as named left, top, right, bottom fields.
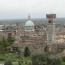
left=46, top=14, right=56, bottom=19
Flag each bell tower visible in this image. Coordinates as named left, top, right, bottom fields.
left=46, top=14, right=56, bottom=51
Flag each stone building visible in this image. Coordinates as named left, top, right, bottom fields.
left=11, top=15, right=47, bottom=53
left=0, top=14, right=65, bottom=54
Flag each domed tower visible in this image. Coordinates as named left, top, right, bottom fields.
left=46, top=14, right=56, bottom=52
left=25, top=15, right=35, bottom=31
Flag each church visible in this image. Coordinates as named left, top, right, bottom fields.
left=8, top=13, right=65, bottom=54
left=11, top=15, right=47, bottom=53
left=0, top=14, right=64, bottom=54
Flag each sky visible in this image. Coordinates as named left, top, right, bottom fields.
left=0, top=0, right=65, bottom=19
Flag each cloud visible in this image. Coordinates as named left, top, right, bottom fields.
left=0, top=0, right=65, bottom=19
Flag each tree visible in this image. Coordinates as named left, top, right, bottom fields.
left=0, top=36, right=14, bottom=53
left=0, top=41, right=4, bottom=53
left=47, top=55, right=62, bottom=65
left=32, top=53, right=48, bottom=65
left=7, top=35, right=14, bottom=46
left=0, top=37, right=9, bottom=53
left=2, top=37, right=9, bottom=51
left=44, top=44, right=49, bottom=52
left=62, top=56, right=65, bottom=62
left=31, top=53, right=62, bottom=65
left=24, top=47, right=30, bottom=57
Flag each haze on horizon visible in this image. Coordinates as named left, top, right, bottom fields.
left=0, top=0, right=65, bottom=20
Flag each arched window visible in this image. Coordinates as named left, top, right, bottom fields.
left=48, top=20, right=52, bottom=23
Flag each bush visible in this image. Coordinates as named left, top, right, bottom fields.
left=4, top=59, right=12, bottom=65
left=47, top=55, right=62, bottom=65
left=62, top=56, right=65, bottom=62
left=31, top=53, right=48, bottom=65
left=0, top=59, right=5, bottom=61
left=31, top=53, right=62, bottom=65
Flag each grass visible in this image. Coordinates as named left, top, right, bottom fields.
left=0, top=53, right=31, bottom=65
left=0, top=53, right=16, bottom=59
left=22, top=57, right=31, bottom=62
left=61, top=62, right=65, bottom=65
left=0, top=53, right=20, bottom=60
left=0, top=53, right=65, bottom=65
left=0, top=53, right=31, bottom=61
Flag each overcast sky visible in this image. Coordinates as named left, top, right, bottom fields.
left=0, top=0, right=65, bottom=19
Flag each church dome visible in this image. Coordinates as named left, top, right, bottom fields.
left=25, top=20, right=34, bottom=26
left=25, top=15, right=35, bottom=31
left=25, top=15, right=34, bottom=26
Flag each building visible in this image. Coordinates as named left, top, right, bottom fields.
left=0, top=14, right=65, bottom=53
left=46, top=14, right=56, bottom=52
left=11, top=15, right=47, bottom=53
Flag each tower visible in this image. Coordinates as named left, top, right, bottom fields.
left=46, top=14, right=56, bottom=51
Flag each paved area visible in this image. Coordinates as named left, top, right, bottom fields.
left=0, top=64, right=4, bottom=65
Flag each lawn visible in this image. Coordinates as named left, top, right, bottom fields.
left=0, top=53, right=31, bottom=61
left=0, top=53, right=65, bottom=65
left=0, top=53, right=17, bottom=61
left=61, top=62, right=65, bottom=65
left=0, top=53, right=31, bottom=65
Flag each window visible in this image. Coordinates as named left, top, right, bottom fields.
left=48, top=20, right=52, bottom=23
left=34, top=35, right=35, bottom=36
left=41, top=33, right=42, bottom=34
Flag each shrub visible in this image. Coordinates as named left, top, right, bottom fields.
left=62, top=56, right=65, bottom=62
left=31, top=53, right=62, bottom=65
left=47, top=55, right=62, bottom=65
left=31, top=53, right=48, bottom=65
left=4, top=59, right=12, bottom=65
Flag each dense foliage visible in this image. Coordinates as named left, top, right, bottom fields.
left=62, top=56, right=65, bottom=62
left=31, top=53, right=62, bottom=65
left=7, top=35, right=14, bottom=45
left=0, top=36, right=14, bottom=53
left=0, top=37, right=9, bottom=53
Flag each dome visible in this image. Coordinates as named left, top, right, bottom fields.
left=25, top=20, right=34, bottom=26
